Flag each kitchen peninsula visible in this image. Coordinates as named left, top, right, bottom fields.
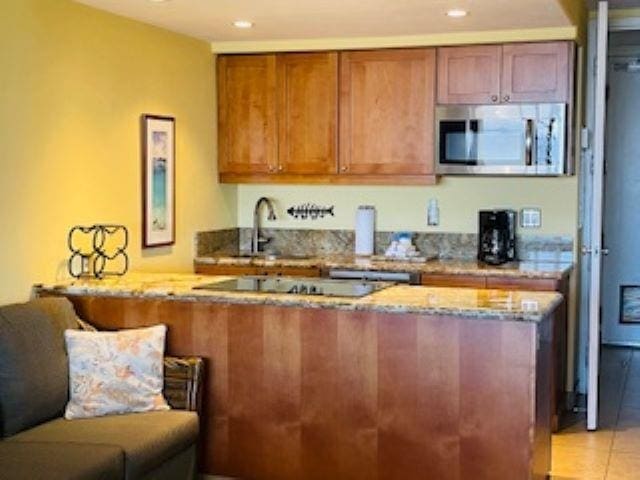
left=37, top=273, right=563, bottom=480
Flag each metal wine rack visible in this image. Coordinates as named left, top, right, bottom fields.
left=67, top=224, right=129, bottom=279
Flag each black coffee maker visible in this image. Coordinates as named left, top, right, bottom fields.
left=478, top=210, right=517, bottom=265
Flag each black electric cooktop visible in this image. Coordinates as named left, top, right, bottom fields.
left=194, top=276, right=391, bottom=298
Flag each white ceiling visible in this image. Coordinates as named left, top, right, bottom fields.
left=75, top=0, right=572, bottom=43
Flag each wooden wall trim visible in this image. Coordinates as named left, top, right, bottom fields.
left=218, top=173, right=437, bottom=185
left=210, top=27, right=578, bottom=54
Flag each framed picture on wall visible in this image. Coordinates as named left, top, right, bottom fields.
left=141, top=114, right=175, bottom=248
left=620, top=285, right=640, bottom=324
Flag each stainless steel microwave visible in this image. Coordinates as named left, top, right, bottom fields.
left=435, top=104, right=567, bottom=176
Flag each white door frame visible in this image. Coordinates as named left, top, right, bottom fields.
left=580, top=3, right=640, bottom=431
left=587, top=0, right=609, bottom=431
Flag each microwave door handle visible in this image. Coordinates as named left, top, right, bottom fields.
left=546, top=118, right=556, bottom=165
left=465, top=120, right=472, bottom=162
left=466, top=119, right=478, bottom=164
left=525, top=119, right=534, bottom=167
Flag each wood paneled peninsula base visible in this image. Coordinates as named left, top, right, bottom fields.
left=37, top=273, right=563, bottom=480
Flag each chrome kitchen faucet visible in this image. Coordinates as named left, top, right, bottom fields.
left=252, top=197, right=277, bottom=254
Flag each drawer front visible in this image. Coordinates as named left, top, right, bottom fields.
left=485, top=276, right=559, bottom=292
left=195, top=264, right=259, bottom=276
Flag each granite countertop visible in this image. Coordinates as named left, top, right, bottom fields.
left=194, top=254, right=573, bottom=280
left=36, top=272, right=563, bottom=322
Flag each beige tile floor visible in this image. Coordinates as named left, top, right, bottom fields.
left=552, top=347, right=640, bottom=479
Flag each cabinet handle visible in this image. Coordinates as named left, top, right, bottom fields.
left=491, top=95, right=499, bottom=103
left=268, top=165, right=275, bottom=173
left=503, top=95, right=510, bottom=103
left=524, top=119, right=534, bottom=166
left=278, top=165, right=283, bottom=172
left=341, top=165, right=348, bottom=172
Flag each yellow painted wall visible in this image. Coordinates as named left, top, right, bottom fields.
left=0, top=0, right=236, bottom=304
left=238, top=178, right=578, bottom=236
left=558, top=0, right=588, bottom=44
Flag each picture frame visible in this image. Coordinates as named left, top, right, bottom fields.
left=141, top=114, right=175, bottom=248
left=620, top=285, right=640, bottom=324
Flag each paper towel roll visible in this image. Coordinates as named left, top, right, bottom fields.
left=355, top=206, right=375, bottom=256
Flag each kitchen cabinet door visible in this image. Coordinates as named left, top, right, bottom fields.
left=501, top=42, right=571, bottom=103
left=485, top=276, right=562, bottom=292
left=277, top=52, right=338, bottom=175
left=437, top=45, right=502, bottom=104
left=339, top=48, right=436, bottom=176
left=217, top=55, right=277, bottom=174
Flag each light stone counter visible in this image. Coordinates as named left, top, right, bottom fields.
left=36, top=272, right=563, bottom=322
left=194, top=254, right=573, bottom=279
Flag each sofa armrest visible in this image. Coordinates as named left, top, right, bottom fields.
left=163, top=356, right=203, bottom=413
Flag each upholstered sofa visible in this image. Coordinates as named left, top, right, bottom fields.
left=0, top=297, right=203, bottom=480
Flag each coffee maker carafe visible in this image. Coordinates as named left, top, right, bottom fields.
left=478, top=210, right=516, bottom=265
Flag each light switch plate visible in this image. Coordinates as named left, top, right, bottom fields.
left=426, top=198, right=439, bottom=226
left=581, top=127, right=590, bottom=150
left=521, top=208, right=542, bottom=228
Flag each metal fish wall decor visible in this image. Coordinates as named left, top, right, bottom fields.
left=287, top=204, right=335, bottom=220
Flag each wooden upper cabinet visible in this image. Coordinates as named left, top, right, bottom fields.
left=437, top=42, right=573, bottom=105
left=437, top=45, right=502, bottom=104
left=277, top=52, right=338, bottom=175
left=339, top=48, right=436, bottom=176
left=217, top=41, right=574, bottom=183
left=502, top=42, right=571, bottom=103
left=217, top=55, right=277, bottom=174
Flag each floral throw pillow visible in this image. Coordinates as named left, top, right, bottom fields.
left=64, top=325, right=170, bottom=419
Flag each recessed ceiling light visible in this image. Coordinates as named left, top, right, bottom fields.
left=232, top=20, right=254, bottom=29
left=148, top=0, right=170, bottom=3
left=446, top=9, right=468, bottom=18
